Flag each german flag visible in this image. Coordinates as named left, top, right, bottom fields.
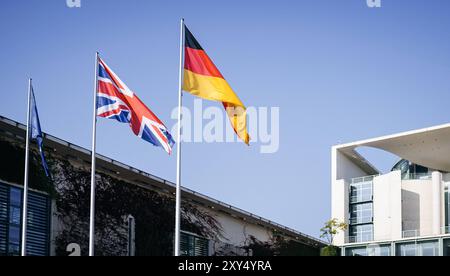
left=183, top=25, right=250, bottom=145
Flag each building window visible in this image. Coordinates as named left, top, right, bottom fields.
left=346, top=244, right=391, bottom=256
left=396, top=241, right=439, bottom=256
left=350, top=181, right=372, bottom=203
left=348, top=177, right=374, bottom=243
left=349, top=203, right=373, bottom=225
left=0, top=182, right=50, bottom=256
left=446, top=184, right=449, bottom=233
left=180, top=232, right=209, bottom=256
left=444, top=239, right=450, bottom=256
left=127, top=215, right=135, bottom=256
left=8, top=188, right=22, bottom=255
left=349, top=224, right=373, bottom=243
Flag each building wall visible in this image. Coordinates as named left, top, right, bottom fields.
left=331, top=148, right=370, bottom=246
left=331, top=179, right=349, bottom=245
left=373, top=171, right=402, bottom=241
left=402, top=179, right=435, bottom=237
left=213, top=212, right=272, bottom=247
left=333, top=149, right=369, bottom=181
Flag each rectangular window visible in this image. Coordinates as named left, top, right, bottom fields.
left=180, top=232, right=209, bottom=256
left=0, top=184, right=7, bottom=253
left=396, top=241, right=439, bottom=256
left=0, top=183, right=50, bottom=256
left=346, top=244, right=391, bottom=256
left=349, top=224, right=373, bottom=243
left=127, top=215, right=135, bottom=256
left=350, top=181, right=373, bottom=203
left=445, top=185, right=449, bottom=232
left=350, top=203, right=373, bottom=225
left=444, top=239, right=450, bottom=256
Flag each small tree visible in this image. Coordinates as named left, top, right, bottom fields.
left=320, top=219, right=347, bottom=256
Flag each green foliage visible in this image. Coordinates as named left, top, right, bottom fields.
left=320, top=245, right=340, bottom=256
left=52, top=160, right=222, bottom=256
left=0, top=134, right=223, bottom=256
left=320, top=218, right=348, bottom=245
left=244, top=235, right=322, bottom=256
left=0, top=139, right=55, bottom=195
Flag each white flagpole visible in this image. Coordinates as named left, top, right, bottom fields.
left=21, top=78, right=32, bottom=256
left=89, top=52, right=99, bottom=256
left=174, top=18, right=185, bottom=256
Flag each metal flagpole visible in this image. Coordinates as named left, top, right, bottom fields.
left=174, top=18, right=185, bottom=257
left=89, top=52, right=99, bottom=256
left=21, top=78, right=32, bottom=256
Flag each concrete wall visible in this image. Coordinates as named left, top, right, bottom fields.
left=331, top=148, right=368, bottom=246
left=402, top=179, right=434, bottom=236
left=331, top=179, right=349, bottom=246
left=210, top=209, right=273, bottom=247
left=333, top=148, right=369, bottom=181
left=372, top=171, right=402, bottom=241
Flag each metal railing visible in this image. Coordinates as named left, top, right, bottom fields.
left=350, top=175, right=377, bottom=184
left=402, top=230, right=421, bottom=239
left=349, top=194, right=373, bottom=204
left=347, top=235, right=373, bottom=244
left=349, top=217, right=373, bottom=225
left=402, top=227, right=450, bottom=238
left=401, top=173, right=432, bottom=180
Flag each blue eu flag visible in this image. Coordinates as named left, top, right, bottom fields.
left=30, top=87, right=50, bottom=178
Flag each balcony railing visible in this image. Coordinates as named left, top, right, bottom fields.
left=349, top=195, right=373, bottom=204
left=347, top=235, right=373, bottom=244
left=401, top=173, right=432, bottom=180
left=402, top=230, right=421, bottom=239
left=402, top=227, right=450, bottom=239
left=445, top=226, right=450, bottom=234
left=351, top=175, right=377, bottom=184
left=349, top=217, right=373, bottom=225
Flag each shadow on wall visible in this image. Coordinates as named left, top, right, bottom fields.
left=401, top=190, right=420, bottom=236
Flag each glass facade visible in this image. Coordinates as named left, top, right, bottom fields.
left=0, top=182, right=50, bottom=256
left=350, top=179, right=373, bottom=203
left=349, top=177, right=374, bottom=243
left=396, top=241, right=439, bottom=256
left=346, top=244, right=391, bottom=256
left=349, top=224, right=373, bottom=243
left=8, top=188, right=21, bottom=255
left=446, top=184, right=449, bottom=233
left=392, top=159, right=431, bottom=180
left=350, top=203, right=373, bottom=224
left=444, top=239, right=450, bottom=256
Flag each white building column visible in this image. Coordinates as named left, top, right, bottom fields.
left=432, top=171, right=442, bottom=235
left=331, top=179, right=349, bottom=246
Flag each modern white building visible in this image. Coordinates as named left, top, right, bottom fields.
left=331, top=124, right=450, bottom=256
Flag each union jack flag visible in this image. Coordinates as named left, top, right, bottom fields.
left=96, top=57, right=175, bottom=154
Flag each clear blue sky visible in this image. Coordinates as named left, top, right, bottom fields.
left=1, top=0, right=450, bottom=238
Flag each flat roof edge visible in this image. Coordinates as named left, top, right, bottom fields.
left=334, top=123, right=450, bottom=150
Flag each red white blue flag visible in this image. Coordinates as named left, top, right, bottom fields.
left=96, top=57, right=175, bottom=154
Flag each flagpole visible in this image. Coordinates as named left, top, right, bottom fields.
left=89, top=52, right=99, bottom=256
left=21, top=78, right=32, bottom=256
left=174, top=18, right=185, bottom=257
